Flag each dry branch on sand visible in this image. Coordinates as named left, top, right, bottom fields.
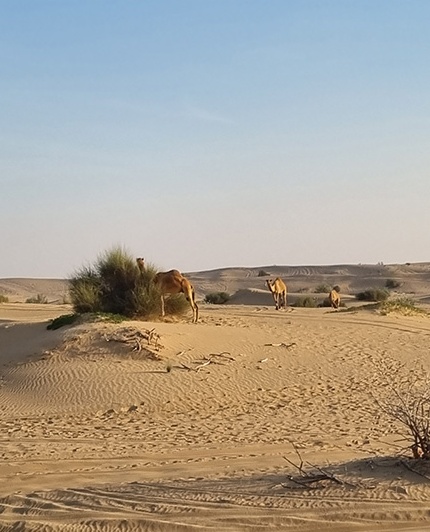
left=280, top=444, right=356, bottom=490
left=103, top=326, right=163, bottom=359
left=368, top=357, right=430, bottom=460
left=176, top=352, right=235, bottom=372
left=264, top=342, right=297, bottom=349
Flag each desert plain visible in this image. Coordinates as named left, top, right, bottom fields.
left=1, top=263, right=430, bottom=531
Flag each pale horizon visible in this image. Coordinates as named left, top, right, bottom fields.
left=2, top=0, right=430, bottom=278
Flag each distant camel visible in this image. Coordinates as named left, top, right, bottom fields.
left=266, top=278, right=287, bottom=310
left=329, top=286, right=341, bottom=309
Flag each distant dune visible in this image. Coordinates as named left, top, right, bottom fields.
left=1, top=262, right=430, bottom=305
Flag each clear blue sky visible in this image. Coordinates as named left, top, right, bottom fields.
left=2, top=0, right=430, bottom=277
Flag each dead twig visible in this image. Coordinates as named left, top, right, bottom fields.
left=177, top=362, right=194, bottom=371
left=280, top=443, right=356, bottom=489
left=192, top=352, right=236, bottom=372
left=194, top=360, right=214, bottom=371
left=264, top=342, right=296, bottom=349
left=103, top=326, right=163, bottom=359
left=208, top=351, right=235, bottom=361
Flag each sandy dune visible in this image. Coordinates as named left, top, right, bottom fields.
left=2, top=262, right=430, bottom=304
left=1, top=267, right=430, bottom=531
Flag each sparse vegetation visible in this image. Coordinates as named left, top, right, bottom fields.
left=204, top=292, right=231, bottom=304
left=314, top=284, right=331, bottom=293
left=355, top=288, right=389, bottom=302
left=26, top=294, right=48, bottom=304
left=371, top=357, right=430, bottom=459
left=293, top=296, right=317, bottom=308
left=69, top=246, right=189, bottom=319
left=385, top=279, right=401, bottom=289
left=0, top=294, right=9, bottom=303
left=380, top=297, right=427, bottom=316
left=257, top=269, right=271, bottom=277
left=47, top=313, right=80, bottom=330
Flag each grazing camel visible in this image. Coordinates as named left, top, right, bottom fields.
left=136, top=258, right=198, bottom=322
left=266, top=278, right=287, bottom=310
left=154, top=270, right=199, bottom=323
left=329, top=286, right=341, bottom=309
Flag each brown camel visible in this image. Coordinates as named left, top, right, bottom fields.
left=154, top=270, right=199, bottom=323
left=136, top=258, right=198, bottom=322
left=266, top=278, right=287, bottom=310
left=329, top=286, right=341, bottom=309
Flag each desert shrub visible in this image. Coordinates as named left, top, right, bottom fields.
left=26, top=294, right=48, bottom=304
left=314, top=284, right=331, bottom=293
left=69, top=266, right=101, bottom=313
left=204, top=292, right=231, bottom=304
left=47, top=313, right=79, bottom=330
left=257, top=270, right=271, bottom=277
left=380, top=297, right=426, bottom=316
left=371, top=357, right=430, bottom=459
left=69, top=246, right=188, bottom=319
left=385, top=278, right=401, bottom=289
left=0, top=294, right=9, bottom=303
left=355, top=288, right=389, bottom=302
left=293, top=296, right=317, bottom=308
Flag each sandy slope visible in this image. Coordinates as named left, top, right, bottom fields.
left=1, top=299, right=430, bottom=531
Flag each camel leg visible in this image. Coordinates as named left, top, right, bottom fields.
left=191, top=300, right=199, bottom=323
left=160, top=294, right=166, bottom=317
left=186, top=288, right=199, bottom=323
left=193, top=298, right=199, bottom=323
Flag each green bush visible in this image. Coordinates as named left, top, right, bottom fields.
left=293, top=296, right=317, bottom=308
left=0, top=294, right=9, bottom=303
left=69, top=247, right=189, bottom=319
left=47, top=313, right=79, bottom=330
left=355, top=289, right=389, bottom=302
left=26, top=294, right=48, bottom=304
left=204, top=292, right=231, bottom=304
left=314, top=284, right=331, bottom=293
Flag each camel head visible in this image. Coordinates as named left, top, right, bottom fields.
left=136, top=257, right=145, bottom=272
left=266, top=279, right=275, bottom=293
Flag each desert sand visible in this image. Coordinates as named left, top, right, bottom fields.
left=1, top=264, right=430, bottom=531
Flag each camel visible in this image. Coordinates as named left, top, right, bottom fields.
left=329, top=286, right=341, bottom=309
left=154, top=270, right=199, bottom=323
left=136, top=258, right=198, bottom=322
left=266, top=278, right=287, bottom=310
left=136, top=257, right=145, bottom=273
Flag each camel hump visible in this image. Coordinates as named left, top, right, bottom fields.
left=166, top=269, right=182, bottom=277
